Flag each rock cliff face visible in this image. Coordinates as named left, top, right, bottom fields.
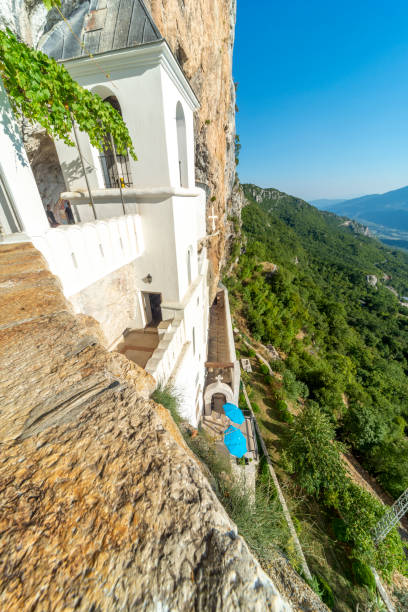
left=0, top=0, right=239, bottom=295
left=0, top=242, right=290, bottom=610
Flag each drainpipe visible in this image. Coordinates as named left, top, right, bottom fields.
left=70, top=111, right=97, bottom=220
left=109, top=132, right=126, bottom=216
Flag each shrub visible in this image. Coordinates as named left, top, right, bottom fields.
left=331, top=518, right=347, bottom=542
left=264, top=374, right=274, bottom=386
left=285, top=404, right=346, bottom=496
left=247, top=348, right=256, bottom=358
left=314, top=574, right=335, bottom=609
left=306, top=576, right=324, bottom=600
left=283, top=369, right=309, bottom=400
left=238, top=392, right=247, bottom=410
left=352, top=560, right=376, bottom=593
left=276, top=399, right=293, bottom=424
left=259, top=363, right=269, bottom=376
left=271, top=359, right=285, bottom=373
left=251, top=402, right=260, bottom=414
left=151, top=385, right=182, bottom=424
left=329, top=481, right=408, bottom=579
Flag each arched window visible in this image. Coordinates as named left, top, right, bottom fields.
left=100, top=96, right=133, bottom=188
left=176, top=102, right=188, bottom=188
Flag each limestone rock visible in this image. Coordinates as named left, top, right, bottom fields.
left=0, top=242, right=290, bottom=610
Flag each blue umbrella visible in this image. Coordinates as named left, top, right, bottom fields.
left=223, top=425, right=247, bottom=458
left=223, top=402, right=245, bottom=425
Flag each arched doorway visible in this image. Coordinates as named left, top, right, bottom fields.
left=100, top=96, right=133, bottom=188
left=211, top=392, right=226, bottom=416
left=176, top=102, right=188, bottom=187
left=204, top=380, right=234, bottom=416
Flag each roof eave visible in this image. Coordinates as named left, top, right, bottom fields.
left=59, top=39, right=200, bottom=111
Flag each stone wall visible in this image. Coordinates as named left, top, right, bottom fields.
left=69, top=260, right=144, bottom=347
left=0, top=241, right=290, bottom=611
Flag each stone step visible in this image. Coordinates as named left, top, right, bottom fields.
left=202, top=417, right=226, bottom=435
left=202, top=421, right=223, bottom=437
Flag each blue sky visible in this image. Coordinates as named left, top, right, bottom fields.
left=233, top=0, right=408, bottom=201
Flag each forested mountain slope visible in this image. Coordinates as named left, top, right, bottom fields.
left=229, top=184, right=408, bottom=498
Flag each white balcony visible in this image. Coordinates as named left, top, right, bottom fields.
left=32, top=213, right=143, bottom=298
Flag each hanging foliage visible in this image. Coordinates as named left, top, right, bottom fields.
left=0, top=29, right=136, bottom=159
left=42, top=0, right=61, bottom=8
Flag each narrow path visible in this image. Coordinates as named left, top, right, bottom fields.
left=241, top=336, right=274, bottom=376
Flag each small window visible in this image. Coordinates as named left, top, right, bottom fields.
left=176, top=102, right=188, bottom=187
left=192, top=327, right=196, bottom=355
left=187, top=249, right=192, bottom=285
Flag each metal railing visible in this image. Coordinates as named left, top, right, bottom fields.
left=373, top=487, right=408, bottom=543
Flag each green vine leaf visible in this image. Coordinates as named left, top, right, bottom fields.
left=0, top=29, right=137, bottom=160
left=41, top=0, right=62, bottom=10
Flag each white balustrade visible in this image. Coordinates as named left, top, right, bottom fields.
left=32, top=213, right=143, bottom=298
left=146, top=313, right=186, bottom=386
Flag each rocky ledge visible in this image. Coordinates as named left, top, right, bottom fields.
left=0, top=242, right=290, bottom=611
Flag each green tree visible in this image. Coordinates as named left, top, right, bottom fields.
left=284, top=405, right=346, bottom=496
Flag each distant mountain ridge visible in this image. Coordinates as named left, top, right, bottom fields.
left=310, top=198, right=347, bottom=209
left=323, top=185, right=408, bottom=231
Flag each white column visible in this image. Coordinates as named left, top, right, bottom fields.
left=0, top=79, right=49, bottom=236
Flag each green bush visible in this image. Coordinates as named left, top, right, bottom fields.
left=352, top=560, right=376, bottom=593
left=238, top=392, right=247, bottom=411
left=271, top=359, right=285, bottom=373
left=306, top=576, right=324, bottom=600
left=247, top=348, right=256, bottom=358
left=331, top=517, right=347, bottom=542
left=151, top=385, right=182, bottom=424
left=314, top=574, right=335, bottom=609
left=264, top=374, right=274, bottom=386
left=275, top=399, right=293, bottom=424
left=259, top=363, right=269, bottom=376
left=285, top=404, right=346, bottom=496
left=251, top=402, right=260, bottom=414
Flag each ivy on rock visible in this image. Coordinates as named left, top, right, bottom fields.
left=0, top=29, right=136, bottom=159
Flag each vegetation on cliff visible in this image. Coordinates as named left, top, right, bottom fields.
left=230, top=185, right=408, bottom=499
left=225, top=185, right=408, bottom=603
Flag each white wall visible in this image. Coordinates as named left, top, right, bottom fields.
left=0, top=80, right=49, bottom=237
left=56, top=43, right=199, bottom=196
left=160, top=69, right=196, bottom=189
left=32, top=213, right=143, bottom=298
left=147, top=263, right=209, bottom=426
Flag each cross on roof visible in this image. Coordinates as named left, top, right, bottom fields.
left=208, top=205, right=218, bottom=232
left=215, top=374, right=223, bottom=384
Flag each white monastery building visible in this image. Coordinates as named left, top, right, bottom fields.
left=0, top=0, right=240, bottom=427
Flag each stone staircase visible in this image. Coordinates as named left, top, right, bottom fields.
left=116, top=328, right=160, bottom=369
left=202, top=413, right=229, bottom=438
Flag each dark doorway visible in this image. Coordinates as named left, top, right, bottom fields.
left=211, top=393, right=226, bottom=417
left=143, top=292, right=162, bottom=327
